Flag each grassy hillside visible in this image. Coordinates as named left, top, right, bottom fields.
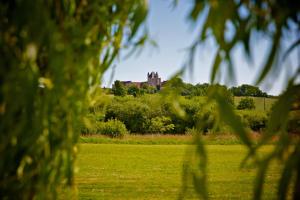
left=234, top=97, right=277, bottom=111
left=69, top=144, right=281, bottom=199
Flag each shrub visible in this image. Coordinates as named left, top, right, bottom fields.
left=145, top=116, right=175, bottom=133
left=105, top=99, right=151, bottom=133
left=96, top=119, right=128, bottom=138
left=238, top=110, right=267, bottom=131
left=127, top=84, right=141, bottom=97
left=237, top=97, right=255, bottom=110
left=112, top=80, right=127, bottom=96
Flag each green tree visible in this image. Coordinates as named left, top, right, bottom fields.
left=191, top=83, right=210, bottom=96
left=113, top=80, right=127, bottom=96
left=237, top=98, right=256, bottom=110
left=141, top=82, right=157, bottom=94
left=127, top=84, right=141, bottom=97
left=0, top=0, right=147, bottom=199
left=230, top=84, right=268, bottom=97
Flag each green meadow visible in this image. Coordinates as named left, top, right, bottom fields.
left=73, top=143, right=280, bottom=200
left=234, top=97, right=277, bottom=111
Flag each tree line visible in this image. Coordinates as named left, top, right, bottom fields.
left=82, top=93, right=299, bottom=137
left=111, top=78, right=270, bottom=98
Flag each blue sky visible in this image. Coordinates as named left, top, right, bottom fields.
left=102, top=0, right=298, bottom=95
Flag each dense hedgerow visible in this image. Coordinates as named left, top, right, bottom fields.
left=82, top=94, right=288, bottom=134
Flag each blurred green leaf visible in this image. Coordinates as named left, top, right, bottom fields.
left=278, top=148, right=297, bottom=200
left=0, top=0, right=149, bottom=198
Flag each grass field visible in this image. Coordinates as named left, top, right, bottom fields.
left=234, top=97, right=277, bottom=111
left=71, top=144, right=281, bottom=199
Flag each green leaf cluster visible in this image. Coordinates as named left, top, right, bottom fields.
left=180, top=0, right=300, bottom=199
left=0, top=0, right=148, bottom=198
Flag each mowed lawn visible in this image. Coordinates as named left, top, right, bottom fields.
left=74, top=144, right=281, bottom=200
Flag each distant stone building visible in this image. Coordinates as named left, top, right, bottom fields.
left=147, top=72, right=161, bottom=88
left=118, top=72, right=164, bottom=90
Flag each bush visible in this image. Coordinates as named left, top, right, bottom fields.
left=96, top=119, right=128, bottom=138
left=105, top=99, right=151, bottom=133
left=145, top=116, right=175, bottom=133
left=127, top=84, right=141, bottom=97
left=112, top=80, right=127, bottom=96
left=238, top=110, right=267, bottom=131
left=237, top=97, right=255, bottom=110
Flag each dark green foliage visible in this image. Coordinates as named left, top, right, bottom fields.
left=112, top=82, right=158, bottom=97
left=127, top=84, right=141, bottom=97
left=191, top=83, right=210, bottom=96
left=231, top=85, right=268, bottom=97
left=105, top=97, right=152, bottom=133
left=88, top=93, right=271, bottom=134
left=161, top=79, right=222, bottom=97
left=112, top=79, right=270, bottom=99
left=141, top=83, right=157, bottom=94
left=237, top=98, right=256, bottom=110
left=112, top=80, right=127, bottom=96
left=98, top=95, right=196, bottom=134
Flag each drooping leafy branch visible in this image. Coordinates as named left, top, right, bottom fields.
left=179, top=0, right=300, bottom=199
left=0, top=0, right=148, bottom=199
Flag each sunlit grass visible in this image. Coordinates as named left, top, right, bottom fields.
left=73, top=144, right=281, bottom=199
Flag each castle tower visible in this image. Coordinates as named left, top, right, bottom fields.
left=147, top=71, right=161, bottom=89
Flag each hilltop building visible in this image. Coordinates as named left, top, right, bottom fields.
left=147, top=72, right=161, bottom=88
left=120, top=71, right=165, bottom=90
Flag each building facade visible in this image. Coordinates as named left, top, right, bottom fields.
left=147, top=72, right=161, bottom=88
left=119, top=72, right=163, bottom=89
